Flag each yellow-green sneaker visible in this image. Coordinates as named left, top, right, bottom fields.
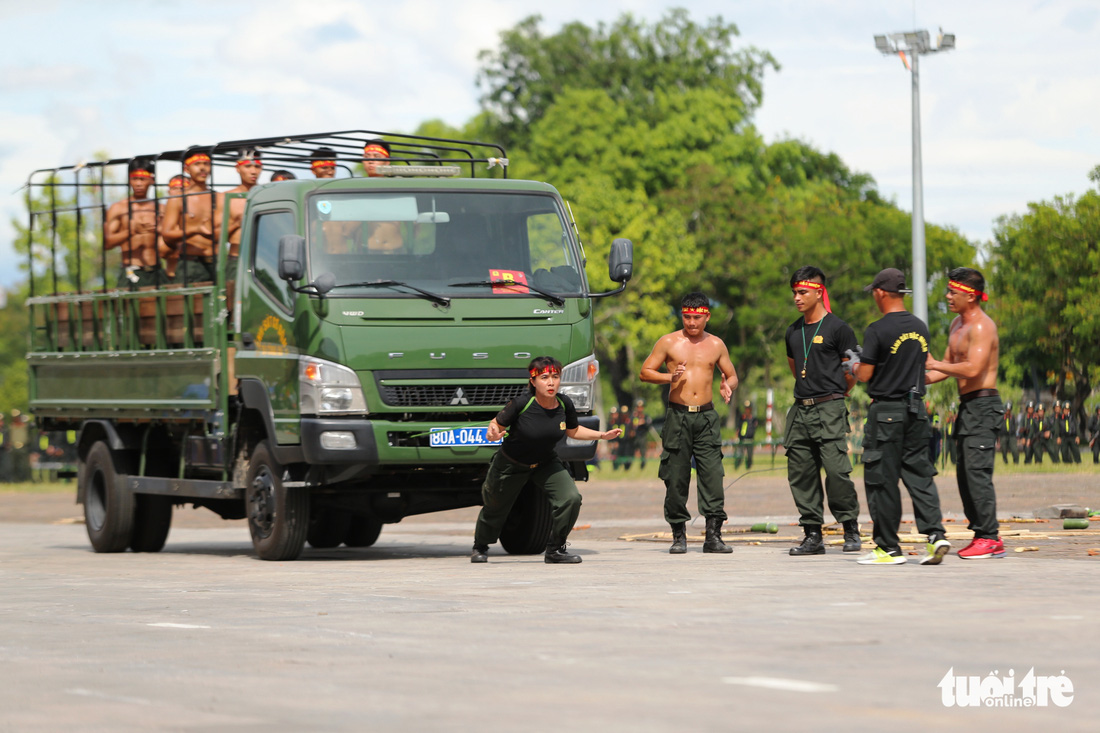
left=919, top=538, right=952, bottom=565
left=857, top=547, right=906, bottom=565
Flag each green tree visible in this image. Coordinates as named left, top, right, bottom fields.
left=0, top=290, right=30, bottom=414
left=476, top=9, right=777, bottom=149
left=992, top=185, right=1100, bottom=416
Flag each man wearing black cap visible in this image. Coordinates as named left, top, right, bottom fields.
left=926, top=267, right=1004, bottom=560
left=783, top=266, right=862, bottom=557
left=1060, top=401, right=1082, bottom=464
left=1022, top=402, right=1036, bottom=463
left=853, top=268, right=950, bottom=566
left=1031, top=404, right=1057, bottom=464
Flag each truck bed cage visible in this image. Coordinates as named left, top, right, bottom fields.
left=22, top=130, right=509, bottom=298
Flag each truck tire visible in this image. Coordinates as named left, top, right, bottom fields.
left=344, top=514, right=383, bottom=547
left=245, top=441, right=309, bottom=561
left=82, top=441, right=135, bottom=553
left=307, top=508, right=352, bottom=549
left=498, top=482, right=552, bottom=555
left=130, top=495, right=173, bottom=553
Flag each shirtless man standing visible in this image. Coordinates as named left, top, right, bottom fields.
left=214, top=149, right=262, bottom=275
left=926, top=267, right=1004, bottom=559
left=158, top=174, right=189, bottom=282
left=162, top=146, right=216, bottom=284
left=640, top=292, right=738, bottom=554
left=104, top=158, right=163, bottom=289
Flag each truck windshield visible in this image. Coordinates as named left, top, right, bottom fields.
left=307, top=191, right=584, bottom=298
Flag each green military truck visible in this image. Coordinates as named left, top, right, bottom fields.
left=23, top=131, right=632, bottom=560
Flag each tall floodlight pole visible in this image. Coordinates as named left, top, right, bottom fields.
left=874, top=30, right=954, bottom=324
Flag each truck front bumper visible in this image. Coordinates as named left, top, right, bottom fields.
left=298, top=415, right=599, bottom=466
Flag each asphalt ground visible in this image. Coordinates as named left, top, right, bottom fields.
left=2, top=466, right=1099, bottom=731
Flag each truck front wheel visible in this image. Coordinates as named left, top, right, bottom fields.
left=82, top=441, right=135, bottom=553
left=245, top=441, right=309, bottom=561
left=344, top=514, right=383, bottom=547
left=307, top=508, right=352, bottom=549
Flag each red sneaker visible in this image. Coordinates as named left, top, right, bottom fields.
left=957, top=537, right=1005, bottom=559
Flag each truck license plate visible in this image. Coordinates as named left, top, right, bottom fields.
left=429, top=426, right=502, bottom=447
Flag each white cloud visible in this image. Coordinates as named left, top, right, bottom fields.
left=2, top=0, right=1099, bottom=286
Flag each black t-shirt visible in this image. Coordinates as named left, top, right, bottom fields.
left=785, top=313, right=858, bottom=399
left=861, top=311, right=930, bottom=399
left=495, top=392, right=580, bottom=464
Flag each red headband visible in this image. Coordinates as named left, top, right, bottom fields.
left=184, top=153, right=210, bottom=166
left=364, top=144, right=390, bottom=158
left=237, top=158, right=262, bottom=167
left=529, top=365, right=561, bottom=378
left=681, top=306, right=710, bottom=315
left=129, top=170, right=153, bottom=179
left=168, top=178, right=188, bottom=189
left=949, top=280, right=988, bottom=302
left=793, top=280, right=832, bottom=313
left=311, top=160, right=335, bottom=170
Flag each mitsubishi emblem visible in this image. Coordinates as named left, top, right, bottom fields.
left=450, top=387, right=470, bottom=406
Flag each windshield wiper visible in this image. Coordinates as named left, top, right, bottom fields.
left=448, top=280, right=566, bottom=307
left=328, top=280, right=450, bottom=307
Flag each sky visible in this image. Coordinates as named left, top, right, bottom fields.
left=1, top=0, right=1098, bottom=291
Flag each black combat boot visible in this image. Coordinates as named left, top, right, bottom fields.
left=702, top=517, right=733, bottom=554
left=471, top=545, right=489, bottom=563
left=789, top=525, right=825, bottom=556
left=842, top=519, right=862, bottom=553
left=545, top=542, right=582, bottom=564
left=669, top=523, right=688, bottom=554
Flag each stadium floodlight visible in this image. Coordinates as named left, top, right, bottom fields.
left=874, top=29, right=955, bottom=325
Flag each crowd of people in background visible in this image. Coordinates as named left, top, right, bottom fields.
left=588, top=398, right=1100, bottom=473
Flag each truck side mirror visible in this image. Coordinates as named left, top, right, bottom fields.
left=608, top=238, right=633, bottom=283
left=278, top=235, right=306, bottom=281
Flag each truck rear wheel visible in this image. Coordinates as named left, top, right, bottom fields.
left=82, top=441, right=135, bottom=553
left=245, top=441, right=309, bottom=561
left=130, top=495, right=173, bottom=552
left=344, top=514, right=383, bottom=547
left=498, top=483, right=552, bottom=555
left=307, top=508, right=352, bottom=549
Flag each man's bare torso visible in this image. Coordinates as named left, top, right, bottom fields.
left=662, top=331, right=725, bottom=405
left=178, top=188, right=214, bottom=257
left=947, top=312, right=999, bottom=393
left=107, top=199, right=158, bottom=266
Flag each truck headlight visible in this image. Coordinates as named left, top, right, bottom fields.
left=558, top=355, right=598, bottom=412
left=299, top=356, right=369, bottom=415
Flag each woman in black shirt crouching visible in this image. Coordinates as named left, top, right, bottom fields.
left=472, top=356, right=621, bottom=564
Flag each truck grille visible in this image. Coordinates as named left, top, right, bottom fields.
left=378, top=384, right=529, bottom=408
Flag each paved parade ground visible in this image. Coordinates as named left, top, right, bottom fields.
left=2, top=470, right=1098, bottom=732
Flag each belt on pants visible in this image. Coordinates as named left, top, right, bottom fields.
left=960, top=388, right=999, bottom=404
left=499, top=449, right=540, bottom=469
left=796, top=393, right=844, bottom=407
left=669, top=401, right=714, bottom=413
left=181, top=255, right=215, bottom=264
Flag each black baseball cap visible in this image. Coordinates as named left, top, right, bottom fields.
left=864, top=268, right=913, bottom=294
